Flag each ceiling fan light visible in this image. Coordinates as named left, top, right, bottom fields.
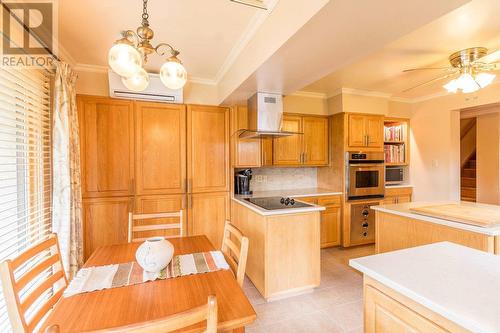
left=121, top=68, right=150, bottom=92
left=475, top=73, right=496, bottom=88
left=443, top=79, right=459, bottom=93
left=457, top=73, right=479, bottom=93
left=160, top=58, right=187, bottom=90
left=108, top=42, right=142, bottom=77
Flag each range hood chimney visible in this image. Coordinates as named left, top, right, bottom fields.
left=239, top=92, right=300, bottom=139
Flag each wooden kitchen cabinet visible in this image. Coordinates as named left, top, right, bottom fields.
left=273, top=114, right=329, bottom=166
left=364, top=278, right=468, bottom=333
left=302, top=116, right=329, bottom=166
left=273, top=114, right=303, bottom=166
left=231, top=106, right=262, bottom=168
left=296, top=195, right=341, bottom=248
left=135, top=194, right=186, bottom=239
left=78, top=95, right=135, bottom=198
left=383, top=187, right=412, bottom=204
left=135, top=102, right=186, bottom=195
left=188, top=105, right=230, bottom=193
left=83, top=197, right=132, bottom=259
left=188, top=192, right=230, bottom=249
left=261, top=138, right=273, bottom=166
left=347, top=113, right=384, bottom=150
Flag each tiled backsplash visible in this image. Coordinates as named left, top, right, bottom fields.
left=249, top=167, right=317, bottom=191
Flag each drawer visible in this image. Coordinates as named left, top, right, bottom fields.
left=385, top=187, right=412, bottom=197
left=295, top=197, right=318, bottom=204
left=317, top=195, right=341, bottom=207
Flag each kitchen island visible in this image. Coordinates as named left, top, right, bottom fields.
left=373, top=201, right=500, bottom=254
left=231, top=193, right=327, bottom=301
left=350, top=242, right=500, bottom=333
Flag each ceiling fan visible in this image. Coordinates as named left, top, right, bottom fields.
left=403, top=47, right=500, bottom=93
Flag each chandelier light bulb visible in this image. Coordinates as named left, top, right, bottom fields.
left=475, top=72, right=496, bottom=88
left=121, top=68, right=150, bottom=92
left=160, top=59, right=187, bottom=90
left=108, top=43, right=143, bottom=77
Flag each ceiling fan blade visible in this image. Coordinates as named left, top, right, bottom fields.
left=403, top=67, right=453, bottom=72
left=476, top=63, right=500, bottom=71
left=476, top=50, right=500, bottom=64
left=402, top=72, right=458, bottom=92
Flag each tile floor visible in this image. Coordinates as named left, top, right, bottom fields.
left=243, top=245, right=375, bottom=333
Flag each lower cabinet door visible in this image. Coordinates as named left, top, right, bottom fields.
left=188, top=192, right=229, bottom=249
left=397, top=195, right=412, bottom=204
left=320, top=206, right=341, bottom=248
left=83, top=197, right=132, bottom=260
left=365, top=285, right=448, bottom=333
left=135, top=194, right=186, bottom=239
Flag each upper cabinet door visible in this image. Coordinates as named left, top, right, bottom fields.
left=366, top=115, right=384, bottom=148
left=187, top=105, right=230, bottom=193
left=78, top=96, right=134, bottom=198
left=231, top=106, right=261, bottom=168
left=273, top=114, right=303, bottom=166
left=347, top=114, right=366, bottom=148
left=135, top=102, right=186, bottom=195
left=302, top=116, right=329, bottom=166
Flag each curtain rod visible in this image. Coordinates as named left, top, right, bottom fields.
left=2, top=2, right=61, bottom=62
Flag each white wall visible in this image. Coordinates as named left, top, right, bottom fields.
left=476, top=113, right=500, bottom=204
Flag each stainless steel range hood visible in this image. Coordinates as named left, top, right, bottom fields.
left=239, top=92, right=301, bottom=139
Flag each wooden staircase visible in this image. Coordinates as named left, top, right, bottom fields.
left=461, top=152, right=476, bottom=202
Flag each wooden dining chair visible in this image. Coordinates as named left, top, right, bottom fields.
left=221, top=221, right=249, bottom=287
left=85, top=295, right=217, bottom=333
left=0, top=234, right=68, bottom=333
left=128, top=210, right=183, bottom=242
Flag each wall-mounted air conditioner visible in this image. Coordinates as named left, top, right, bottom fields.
left=108, top=70, right=183, bottom=104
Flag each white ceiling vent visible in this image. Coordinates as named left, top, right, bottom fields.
left=108, top=71, right=183, bottom=104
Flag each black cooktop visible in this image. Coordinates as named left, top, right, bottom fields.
left=244, top=197, right=313, bottom=210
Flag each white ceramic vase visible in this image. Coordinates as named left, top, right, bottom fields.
left=135, top=237, right=174, bottom=273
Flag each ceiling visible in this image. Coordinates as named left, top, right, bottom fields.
left=222, top=0, right=471, bottom=104
left=301, top=0, right=500, bottom=100
left=58, top=0, right=271, bottom=81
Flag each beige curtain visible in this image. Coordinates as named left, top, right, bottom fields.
left=52, top=62, right=83, bottom=278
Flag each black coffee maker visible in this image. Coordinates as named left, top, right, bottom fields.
left=235, top=169, right=252, bottom=195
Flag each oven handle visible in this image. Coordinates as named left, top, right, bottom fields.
left=350, top=164, right=384, bottom=168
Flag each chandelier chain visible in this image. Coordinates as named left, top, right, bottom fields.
left=142, top=0, right=149, bottom=24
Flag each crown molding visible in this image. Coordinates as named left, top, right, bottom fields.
left=73, top=63, right=108, bottom=73
left=188, top=76, right=217, bottom=85
left=212, top=0, right=279, bottom=84
left=289, top=90, right=327, bottom=99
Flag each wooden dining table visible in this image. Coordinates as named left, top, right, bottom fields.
left=42, top=235, right=256, bottom=332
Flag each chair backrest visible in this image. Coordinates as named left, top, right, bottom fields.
left=0, top=234, right=68, bottom=333
left=221, top=221, right=249, bottom=287
left=84, top=295, right=217, bottom=333
left=128, top=210, right=183, bottom=242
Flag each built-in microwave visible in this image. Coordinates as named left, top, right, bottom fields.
left=385, top=166, right=405, bottom=185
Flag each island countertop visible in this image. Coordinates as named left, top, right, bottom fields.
left=372, top=201, right=500, bottom=236
left=350, top=242, right=500, bottom=333
left=231, top=196, right=325, bottom=216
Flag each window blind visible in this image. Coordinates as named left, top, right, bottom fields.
left=0, top=67, right=52, bottom=332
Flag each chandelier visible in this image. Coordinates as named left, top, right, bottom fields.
left=108, top=0, right=187, bottom=91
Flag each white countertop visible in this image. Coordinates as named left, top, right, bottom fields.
left=372, top=201, right=500, bottom=236
left=232, top=196, right=325, bottom=216
left=235, top=187, right=342, bottom=199
left=350, top=242, right=500, bottom=333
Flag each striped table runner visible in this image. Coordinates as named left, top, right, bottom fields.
left=64, top=251, right=229, bottom=297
